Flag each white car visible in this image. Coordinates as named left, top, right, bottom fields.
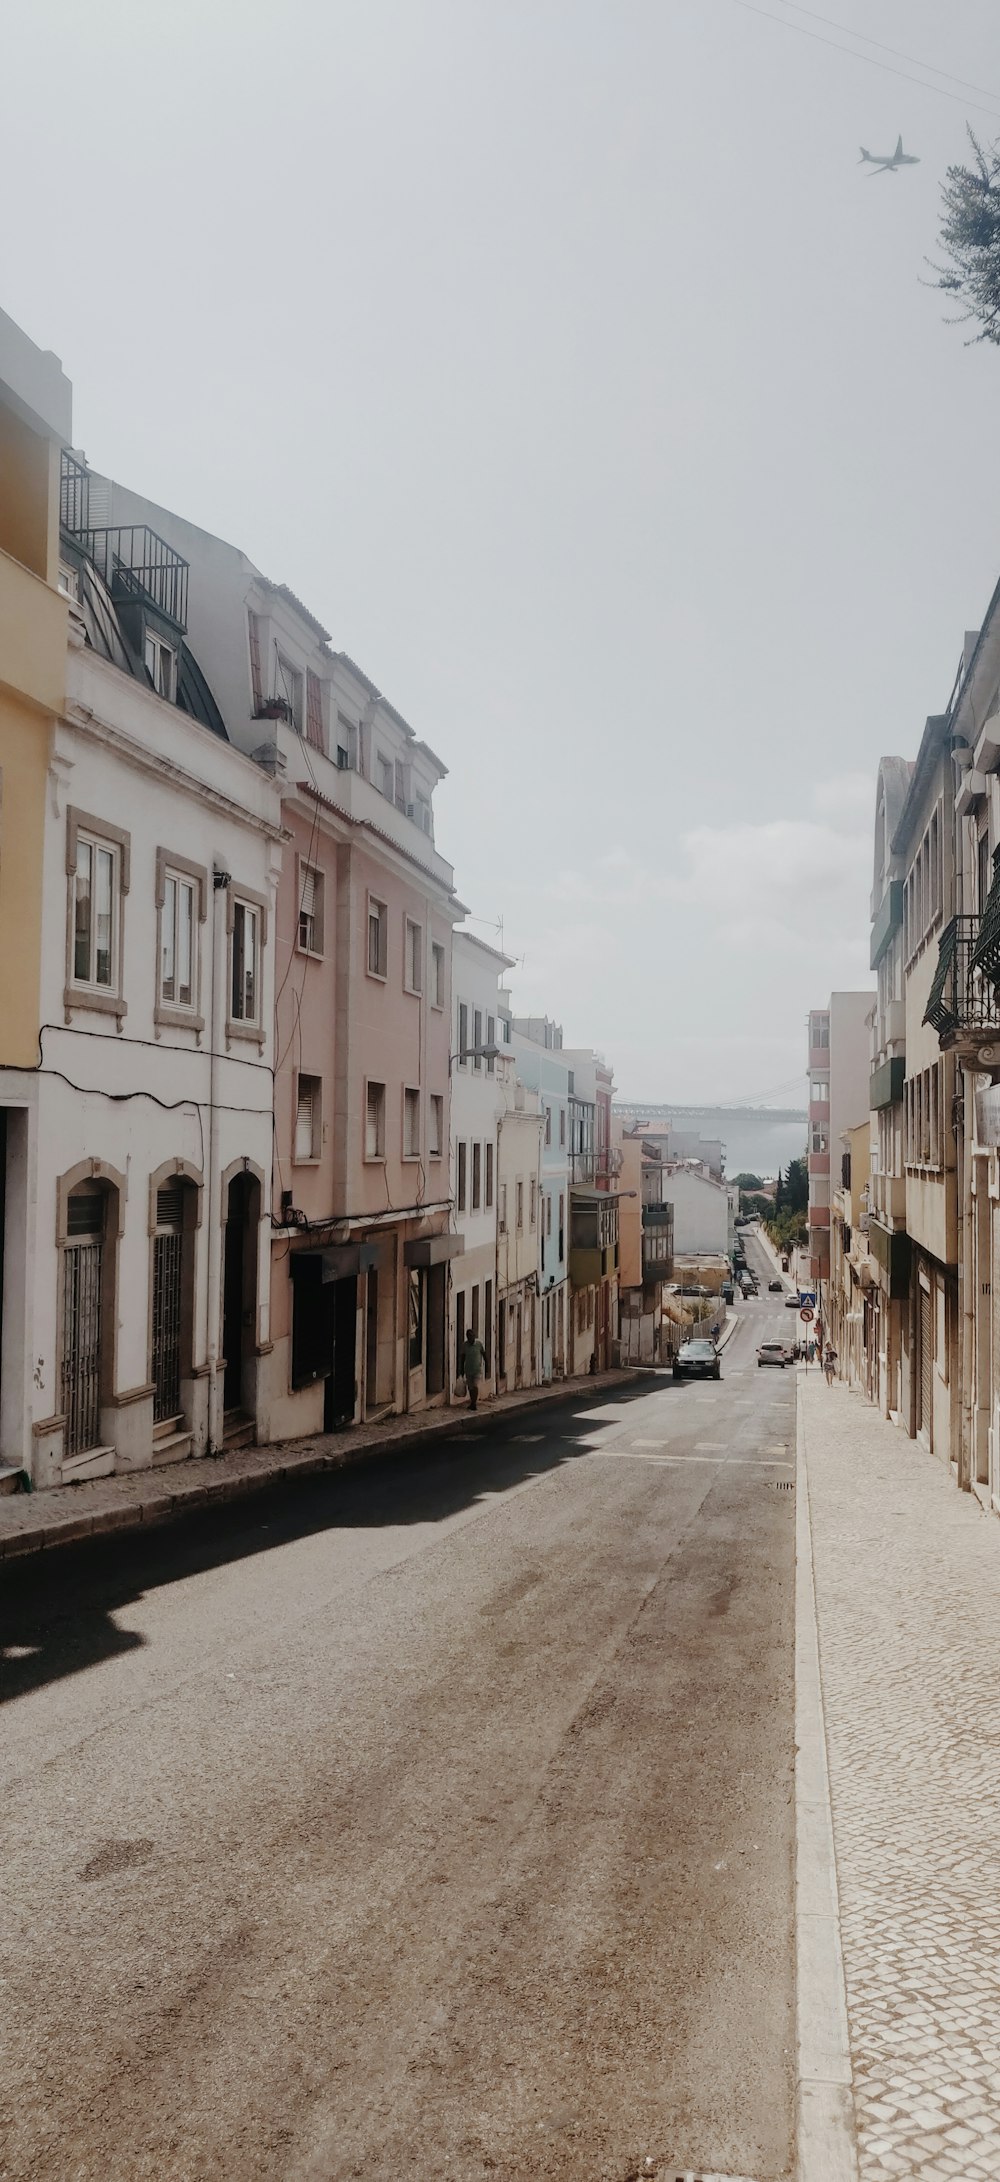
left=758, top=1340, right=792, bottom=1369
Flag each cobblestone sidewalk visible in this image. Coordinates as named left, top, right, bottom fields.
left=802, top=1371, right=1000, bottom=2180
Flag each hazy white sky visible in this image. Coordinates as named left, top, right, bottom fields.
left=5, top=0, right=1000, bottom=1100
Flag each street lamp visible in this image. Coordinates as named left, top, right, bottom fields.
left=448, top=1041, right=501, bottom=1077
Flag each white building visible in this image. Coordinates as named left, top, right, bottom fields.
left=663, top=1163, right=732, bottom=1258
left=511, top=1018, right=571, bottom=1380
left=3, top=463, right=283, bottom=1486
left=449, top=931, right=512, bottom=1400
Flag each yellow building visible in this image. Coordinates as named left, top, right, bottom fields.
left=0, top=309, right=71, bottom=1472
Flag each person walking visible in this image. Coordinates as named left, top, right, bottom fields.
left=461, top=1328, right=486, bottom=1410
left=823, top=1341, right=837, bottom=1386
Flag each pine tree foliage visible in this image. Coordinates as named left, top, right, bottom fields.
left=930, top=130, right=1000, bottom=344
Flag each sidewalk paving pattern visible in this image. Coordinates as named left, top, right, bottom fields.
left=802, top=1371, right=1000, bottom=2180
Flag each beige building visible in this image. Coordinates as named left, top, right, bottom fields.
left=0, top=312, right=71, bottom=1476
left=495, top=1062, right=543, bottom=1392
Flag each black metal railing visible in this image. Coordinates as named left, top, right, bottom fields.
left=64, top=521, right=189, bottom=630
left=924, top=916, right=1000, bottom=1042
left=60, top=448, right=90, bottom=535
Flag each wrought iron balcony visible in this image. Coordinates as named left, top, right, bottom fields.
left=60, top=449, right=89, bottom=535
left=69, top=525, right=189, bottom=631
left=924, top=915, right=1000, bottom=1066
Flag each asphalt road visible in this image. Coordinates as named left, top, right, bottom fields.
left=1, top=1239, right=796, bottom=2182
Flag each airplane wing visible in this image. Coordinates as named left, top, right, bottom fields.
left=894, top=134, right=903, bottom=160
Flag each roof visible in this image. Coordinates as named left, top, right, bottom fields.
left=295, top=779, right=464, bottom=901
left=64, top=531, right=228, bottom=740
left=890, top=715, right=949, bottom=855
left=453, top=927, right=516, bottom=969
left=259, top=578, right=331, bottom=646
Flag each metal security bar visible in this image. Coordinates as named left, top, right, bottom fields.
left=62, top=1239, right=102, bottom=1456
left=925, top=916, right=1000, bottom=1043
left=152, top=1230, right=183, bottom=1423
left=69, top=525, right=189, bottom=630
left=59, top=449, right=90, bottom=535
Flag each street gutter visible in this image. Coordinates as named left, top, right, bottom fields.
left=0, top=1367, right=654, bottom=1568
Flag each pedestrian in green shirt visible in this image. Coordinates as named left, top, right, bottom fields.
left=462, top=1330, right=486, bottom=1409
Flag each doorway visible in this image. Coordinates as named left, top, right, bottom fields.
left=324, top=1276, right=357, bottom=1430
left=223, top=1171, right=259, bottom=1414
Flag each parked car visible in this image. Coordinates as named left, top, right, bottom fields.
left=768, top=1278, right=782, bottom=1293
left=784, top=1293, right=801, bottom=1309
left=673, top=1338, right=721, bottom=1383
left=758, top=1340, right=792, bottom=1369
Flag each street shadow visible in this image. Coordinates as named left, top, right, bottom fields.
left=0, top=1376, right=671, bottom=1708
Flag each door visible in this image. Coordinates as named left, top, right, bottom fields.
left=919, top=1283, right=933, bottom=1446
left=223, top=1173, right=258, bottom=1412
left=152, top=1183, right=184, bottom=1423
left=324, top=1276, right=357, bottom=1431
left=365, top=1266, right=379, bottom=1411
left=63, top=1186, right=105, bottom=1456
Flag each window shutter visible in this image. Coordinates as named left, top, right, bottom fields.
left=306, top=672, right=325, bottom=752
left=295, top=1080, right=315, bottom=1160
left=300, top=866, right=315, bottom=919
left=156, top=1182, right=185, bottom=1232
left=248, top=612, right=264, bottom=712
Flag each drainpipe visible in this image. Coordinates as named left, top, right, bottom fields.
left=205, top=866, right=230, bottom=1453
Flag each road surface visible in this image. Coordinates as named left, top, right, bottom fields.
left=1, top=1240, right=795, bottom=2181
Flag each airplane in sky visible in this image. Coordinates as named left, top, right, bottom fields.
left=858, top=135, right=920, bottom=174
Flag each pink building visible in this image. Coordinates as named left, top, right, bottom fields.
left=86, top=475, right=466, bottom=1438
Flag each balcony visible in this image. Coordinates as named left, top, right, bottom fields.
left=871, top=1055, right=905, bottom=1110
left=809, top=1204, right=830, bottom=1228
left=924, top=916, right=1000, bottom=1067
left=871, top=1171, right=906, bottom=1225
left=569, top=1147, right=623, bottom=1186
left=808, top=1150, right=830, bottom=1176
left=808, top=1044, right=831, bottom=1074
left=869, top=1215, right=911, bottom=1298
left=809, top=1099, right=830, bottom=1126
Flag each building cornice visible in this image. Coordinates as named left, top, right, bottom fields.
left=62, top=703, right=288, bottom=845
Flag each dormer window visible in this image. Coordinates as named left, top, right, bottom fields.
left=145, top=630, right=177, bottom=702
left=59, top=561, right=80, bottom=601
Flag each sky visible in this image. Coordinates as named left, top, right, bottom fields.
left=4, top=0, right=1000, bottom=1103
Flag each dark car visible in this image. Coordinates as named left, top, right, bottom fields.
left=768, top=1278, right=782, bottom=1293
left=673, top=1338, right=721, bottom=1383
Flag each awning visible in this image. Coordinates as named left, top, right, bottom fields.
left=403, top=1233, right=465, bottom=1269
left=290, top=1244, right=379, bottom=1281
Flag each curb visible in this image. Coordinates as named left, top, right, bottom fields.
left=0, top=1368, right=653, bottom=1570
left=795, top=1379, right=858, bottom=2179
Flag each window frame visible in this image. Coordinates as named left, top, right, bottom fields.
left=154, top=848, right=207, bottom=1034
left=404, top=915, right=423, bottom=997
left=429, top=1093, right=444, bottom=1160
left=402, top=1085, right=421, bottom=1162
left=65, top=806, right=131, bottom=1022
left=431, top=941, right=446, bottom=1010
left=226, top=884, right=269, bottom=1046
left=365, top=1078, right=387, bottom=1162
left=367, top=894, right=388, bottom=981
left=144, top=627, right=177, bottom=703
left=275, top=652, right=303, bottom=733
left=293, top=1071, right=323, bottom=1165
left=296, top=857, right=325, bottom=959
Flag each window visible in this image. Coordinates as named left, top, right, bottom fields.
left=378, top=753, right=394, bottom=799
left=484, top=1279, right=493, bottom=1373
left=485, top=1142, right=494, bottom=1208
left=298, top=863, right=323, bottom=955
left=499, top=1182, right=508, bottom=1234
left=517, top=1180, right=524, bottom=1230
left=486, top=1014, right=496, bottom=1074
left=546, top=1193, right=552, bottom=1237
left=545, top=1106, right=552, bottom=1147
left=473, top=1008, right=483, bottom=1071
left=336, top=715, right=357, bottom=770
left=430, top=1094, right=443, bottom=1159
left=405, top=918, right=423, bottom=995
left=72, top=829, right=120, bottom=992
left=58, top=560, right=79, bottom=600
left=403, top=1087, right=421, bottom=1159
left=394, top=759, right=408, bottom=811
left=231, top=899, right=260, bottom=1024
left=471, top=1283, right=480, bottom=1339
left=144, top=630, right=177, bottom=702
left=432, top=942, right=446, bottom=1009
left=529, top=1178, right=537, bottom=1228
left=294, top=1074, right=321, bottom=1161
left=472, top=1142, right=482, bottom=1210
left=455, top=1289, right=466, bottom=1375
left=458, top=1001, right=469, bottom=1065
left=367, top=896, right=388, bottom=978
left=408, top=1266, right=424, bottom=1371
left=559, top=1107, right=566, bottom=1147
left=365, top=1080, right=386, bottom=1160
left=161, top=871, right=196, bottom=1008
left=457, top=1141, right=467, bottom=1212
left=276, top=654, right=302, bottom=731
left=558, top=1192, right=565, bottom=1259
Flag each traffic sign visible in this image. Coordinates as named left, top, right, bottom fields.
left=800, top=1307, right=815, bottom=1324
left=799, top=1290, right=816, bottom=1307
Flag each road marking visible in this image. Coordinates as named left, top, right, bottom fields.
left=695, top=1441, right=727, bottom=1450
left=585, top=1450, right=794, bottom=1469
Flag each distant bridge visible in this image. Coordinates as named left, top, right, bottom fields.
left=614, top=1103, right=807, bottom=1125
